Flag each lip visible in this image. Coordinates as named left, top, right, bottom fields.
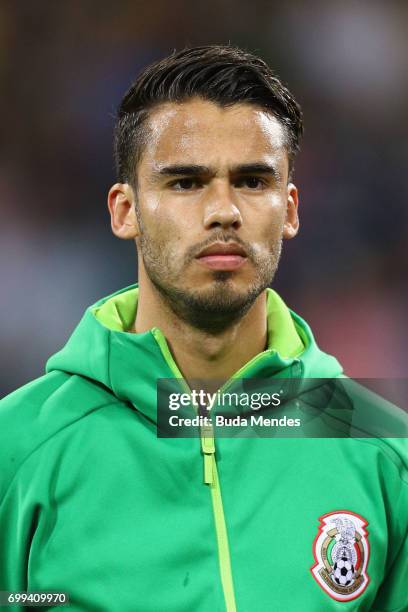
left=196, top=242, right=247, bottom=258
left=195, top=242, right=247, bottom=271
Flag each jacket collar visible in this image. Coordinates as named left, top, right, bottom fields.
left=46, top=284, right=342, bottom=423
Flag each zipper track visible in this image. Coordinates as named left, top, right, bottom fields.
left=209, top=454, right=237, bottom=612
left=152, top=327, right=302, bottom=611
left=152, top=328, right=237, bottom=612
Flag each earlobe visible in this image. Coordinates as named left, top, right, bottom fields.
left=283, top=183, right=300, bottom=240
left=107, top=183, right=140, bottom=240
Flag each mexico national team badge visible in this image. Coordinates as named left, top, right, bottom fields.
left=311, top=510, right=370, bottom=601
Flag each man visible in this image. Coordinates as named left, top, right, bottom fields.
left=0, top=45, right=407, bottom=611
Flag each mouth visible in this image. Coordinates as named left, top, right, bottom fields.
left=195, top=242, right=248, bottom=271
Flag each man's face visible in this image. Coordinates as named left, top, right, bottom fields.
left=131, top=98, right=298, bottom=330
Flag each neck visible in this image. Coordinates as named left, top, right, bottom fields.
left=133, top=271, right=268, bottom=388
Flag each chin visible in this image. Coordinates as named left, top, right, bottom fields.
left=148, top=265, right=274, bottom=331
left=187, top=277, right=262, bottom=313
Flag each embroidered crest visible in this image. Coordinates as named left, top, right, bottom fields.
left=311, top=510, right=370, bottom=601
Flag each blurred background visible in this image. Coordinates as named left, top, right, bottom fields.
left=1, top=0, right=407, bottom=396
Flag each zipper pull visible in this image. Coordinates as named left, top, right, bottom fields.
left=203, top=453, right=214, bottom=485
left=201, top=422, right=215, bottom=485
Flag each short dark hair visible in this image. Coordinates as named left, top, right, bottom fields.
left=114, top=45, right=303, bottom=185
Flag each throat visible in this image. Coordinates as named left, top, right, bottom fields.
left=133, top=271, right=269, bottom=382
left=160, top=297, right=268, bottom=384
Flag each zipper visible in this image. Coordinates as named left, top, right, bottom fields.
left=198, top=350, right=279, bottom=488
left=201, top=419, right=215, bottom=485
left=201, top=352, right=288, bottom=612
left=151, top=327, right=299, bottom=612
left=152, top=327, right=237, bottom=612
left=208, top=454, right=237, bottom=612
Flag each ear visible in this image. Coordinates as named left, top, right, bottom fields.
left=107, top=183, right=140, bottom=239
left=283, top=183, right=300, bottom=239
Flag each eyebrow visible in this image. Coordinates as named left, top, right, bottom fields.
left=153, top=162, right=279, bottom=179
left=155, top=164, right=211, bottom=177
left=233, top=163, right=278, bottom=177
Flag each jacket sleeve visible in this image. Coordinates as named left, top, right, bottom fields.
left=0, top=476, right=32, bottom=611
left=372, top=479, right=408, bottom=612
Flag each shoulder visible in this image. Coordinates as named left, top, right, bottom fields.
left=331, top=377, right=408, bottom=482
left=0, top=371, right=118, bottom=502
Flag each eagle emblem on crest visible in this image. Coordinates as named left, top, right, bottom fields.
left=311, top=510, right=370, bottom=601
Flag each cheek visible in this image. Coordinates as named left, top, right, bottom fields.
left=147, top=193, right=201, bottom=243
left=246, top=201, right=286, bottom=247
left=140, top=198, right=187, bottom=255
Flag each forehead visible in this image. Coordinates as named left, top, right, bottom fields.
left=141, top=98, right=288, bottom=169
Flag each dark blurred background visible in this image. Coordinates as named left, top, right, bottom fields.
left=1, top=0, right=407, bottom=396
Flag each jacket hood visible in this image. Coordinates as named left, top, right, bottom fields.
left=46, top=284, right=343, bottom=422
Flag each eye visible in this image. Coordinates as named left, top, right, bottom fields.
left=170, top=178, right=202, bottom=191
left=235, top=176, right=267, bottom=190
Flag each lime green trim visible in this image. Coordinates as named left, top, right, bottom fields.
left=151, top=329, right=183, bottom=378
left=151, top=328, right=236, bottom=612
left=92, top=288, right=138, bottom=331
left=93, top=285, right=304, bottom=361
left=152, top=334, right=236, bottom=611
left=151, top=328, right=193, bottom=399
left=210, top=456, right=237, bottom=612
left=265, top=288, right=304, bottom=358
left=149, top=326, right=236, bottom=611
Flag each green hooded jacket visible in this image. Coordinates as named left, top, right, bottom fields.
left=0, top=285, right=407, bottom=611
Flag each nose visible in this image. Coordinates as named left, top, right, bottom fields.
left=203, top=180, right=243, bottom=231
